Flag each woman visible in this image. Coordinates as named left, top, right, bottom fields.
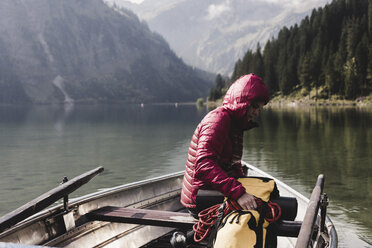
left=181, top=73, right=270, bottom=216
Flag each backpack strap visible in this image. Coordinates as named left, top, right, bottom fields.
left=254, top=201, right=268, bottom=248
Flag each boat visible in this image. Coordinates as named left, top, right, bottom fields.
left=0, top=162, right=337, bottom=247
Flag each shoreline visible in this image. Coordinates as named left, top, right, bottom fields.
left=206, top=100, right=372, bottom=109
left=267, top=97, right=372, bottom=108
left=206, top=95, right=372, bottom=109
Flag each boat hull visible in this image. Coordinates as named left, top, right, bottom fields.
left=0, top=163, right=337, bottom=247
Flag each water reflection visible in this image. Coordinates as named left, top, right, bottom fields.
left=243, top=106, right=372, bottom=246
left=0, top=104, right=371, bottom=246
left=54, top=103, right=75, bottom=136
left=0, top=104, right=207, bottom=216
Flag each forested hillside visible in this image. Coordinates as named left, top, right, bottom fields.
left=211, top=0, right=372, bottom=101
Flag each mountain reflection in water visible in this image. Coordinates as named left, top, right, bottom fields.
left=0, top=104, right=370, bottom=247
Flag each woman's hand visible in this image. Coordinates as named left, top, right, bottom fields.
left=237, top=192, right=257, bottom=210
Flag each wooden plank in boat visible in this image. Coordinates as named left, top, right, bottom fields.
left=0, top=166, right=104, bottom=233
left=87, top=206, right=196, bottom=229
left=295, top=174, right=324, bottom=248
left=87, top=206, right=303, bottom=237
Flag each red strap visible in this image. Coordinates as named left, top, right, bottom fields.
left=193, top=198, right=281, bottom=243
left=193, top=201, right=240, bottom=242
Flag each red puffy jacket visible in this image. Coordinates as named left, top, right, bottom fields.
left=180, top=74, right=269, bottom=208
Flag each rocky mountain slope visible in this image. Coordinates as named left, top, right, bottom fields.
left=0, top=0, right=213, bottom=104
left=108, top=0, right=330, bottom=74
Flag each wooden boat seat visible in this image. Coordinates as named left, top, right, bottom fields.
left=86, top=206, right=303, bottom=237
left=87, top=207, right=196, bottom=229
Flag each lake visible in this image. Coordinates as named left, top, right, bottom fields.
left=0, top=103, right=371, bottom=247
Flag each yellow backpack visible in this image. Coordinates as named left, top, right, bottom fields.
left=213, top=177, right=279, bottom=248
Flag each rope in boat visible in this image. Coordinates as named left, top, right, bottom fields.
left=192, top=198, right=281, bottom=243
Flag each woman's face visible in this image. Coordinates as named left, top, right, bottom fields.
left=246, top=101, right=265, bottom=121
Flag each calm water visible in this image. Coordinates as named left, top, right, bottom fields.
left=0, top=104, right=371, bottom=247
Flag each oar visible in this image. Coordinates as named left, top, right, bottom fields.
left=295, top=174, right=325, bottom=248
left=0, top=166, right=104, bottom=233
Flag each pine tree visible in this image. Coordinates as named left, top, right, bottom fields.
left=298, top=54, right=311, bottom=91
left=325, top=54, right=339, bottom=96
left=367, top=1, right=372, bottom=89
left=263, top=40, right=278, bottom=93
left=231, top=59, right=244, bottom=82
left=253, top=43, right=264, bottom=77
left=228, top=0, right=372, bottom=99
left=355, top=33, right=368, bottom=95
left=369, top=1, right=372, bottom=38
left=344, top=57, right=358, bottom=99
left=208, top=74, right=226, bottom=101
left=215, top=74, right=225, bottom=91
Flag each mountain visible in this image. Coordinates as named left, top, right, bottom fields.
left=106, top=0, right=331, bottom=75
left=0, top=0, right=213, bottom=104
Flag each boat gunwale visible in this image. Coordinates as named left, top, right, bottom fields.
left=71, top=171, right=185, bottom=204
left=0, top=164, right=337, bottom=247
left=0, top=171, right=185, bottom=238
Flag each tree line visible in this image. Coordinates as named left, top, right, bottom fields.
left=209, top=0, right=372, bottom=101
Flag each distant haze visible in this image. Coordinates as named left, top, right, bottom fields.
left=106, top=0, right=331, bottom=74
left=0, top=0, right=213, bottom=104
left=125, top=0, right=144, bottom=3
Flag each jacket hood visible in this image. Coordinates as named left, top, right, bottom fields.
left=222, top=74, right=269, bottom=128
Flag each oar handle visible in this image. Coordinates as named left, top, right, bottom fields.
left=0, top=166, right=104, bottom=233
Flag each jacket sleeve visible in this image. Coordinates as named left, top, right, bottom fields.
left=194, top=112, right=246, bottom=200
